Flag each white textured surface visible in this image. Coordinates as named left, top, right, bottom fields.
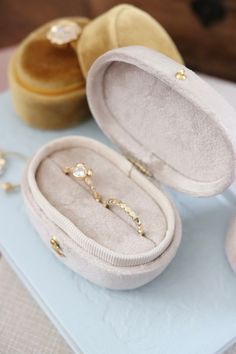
left=0, top=257, right=75, bottom=354
left=0, top=81, right=236, bottom=354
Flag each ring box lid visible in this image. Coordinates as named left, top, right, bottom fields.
left=87, top=46, right=236, bottom=197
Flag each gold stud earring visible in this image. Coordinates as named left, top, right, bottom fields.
left=175, top=69, right=187, bottom=80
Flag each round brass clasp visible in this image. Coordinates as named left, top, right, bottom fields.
left=175, top=69, right=187, bottom=80
left=50, top=236, right=65, bottom=257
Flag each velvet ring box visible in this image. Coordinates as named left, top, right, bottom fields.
left=9, top=4, right=183, bottom=130
left=9, top=17, right=90, bottom=130
left=77, top=3, right=184, bottom=77
left=22, top=46, right=236, bottom=290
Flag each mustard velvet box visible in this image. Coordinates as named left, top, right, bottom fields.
left=9, top=17, right=90, bottom=130
left=77, top=3, right=183, bottom=77
left=21, top=46, right=236, bottom=290
left=9, top=4, right=183, bottom=130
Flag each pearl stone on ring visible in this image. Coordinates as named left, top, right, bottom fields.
left=46, top=20, right=82, bottom=46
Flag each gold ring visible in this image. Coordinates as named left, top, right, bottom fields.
left=46, top=20, right=82, bottom=47
left=64, top=163, right=102, bottom=202
left=63, top=162, right=145, bottom=237
left=105, top=199, right=145, bottom=236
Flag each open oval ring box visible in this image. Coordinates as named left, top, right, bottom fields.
left=22, top=46, right=236, bottom=290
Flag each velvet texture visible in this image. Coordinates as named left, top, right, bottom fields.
left=22, top=136, right=181, bottom=289
left=78, top=4, right=183, bottom=77
left=9, top=17, right=90, bottom=130
left=226, top=216, right=236, bottom=274
left=9, top=5, right=183, bottom=130
left=37, top=146, right=168, bottom=254
left=21, top=46, right=236, bottom=289
left=87, top=46, right=236, bottom=197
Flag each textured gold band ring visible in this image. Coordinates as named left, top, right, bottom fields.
left=105, top=198, right=145, bottom=236
left=63, top=163, right=145, bottom=237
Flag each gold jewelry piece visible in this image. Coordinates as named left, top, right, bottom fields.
left=64, top=163, right=102, bottom=202
left=0, top=150, right=27, bottom=193
left=63, top=162, right=145, bottom=236
left=46, top=20, right=82, bottom=46
left=127, top=156, right=153, bottom=177
left=105, top=199, right=145, bottom=236
left=175, top=69, right=187, bottom=80
left=50, top=236, right=65, bottom=256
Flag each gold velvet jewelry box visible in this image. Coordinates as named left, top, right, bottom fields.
left=77, top=3, right=183, bottom=77
left=9, top=4, right=183, bottom=130
left=9, top=17, right=90, bottom=130
left=21, top=46, right=236, bottom=290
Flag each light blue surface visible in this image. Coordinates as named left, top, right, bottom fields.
left=1, top=91, right=236, bottom=354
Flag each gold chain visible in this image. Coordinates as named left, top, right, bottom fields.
left=84, top=176, right=102, bottom=203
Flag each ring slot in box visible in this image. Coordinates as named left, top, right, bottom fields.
left=22, top=46, right=236, bottom=289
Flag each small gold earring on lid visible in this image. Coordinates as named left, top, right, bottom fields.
left=46, top=20, right=82, bottom=47
left=175, top=69, right=187, bottom=80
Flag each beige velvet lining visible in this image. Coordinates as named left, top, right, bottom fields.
left=87, top=46, right=236, bottom=196
left=37, top=146, right=166, bottom=254
left=27, top=136, right=176, bottom=267
left=103, top=62, right=230, bottom=183
left=22, top=165, right=182, bottom=288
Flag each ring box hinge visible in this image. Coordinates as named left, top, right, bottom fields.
left=127, top=156, right=153, bottom=177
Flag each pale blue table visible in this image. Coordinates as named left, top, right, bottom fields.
left=1, top=82, right=236, bottom=354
